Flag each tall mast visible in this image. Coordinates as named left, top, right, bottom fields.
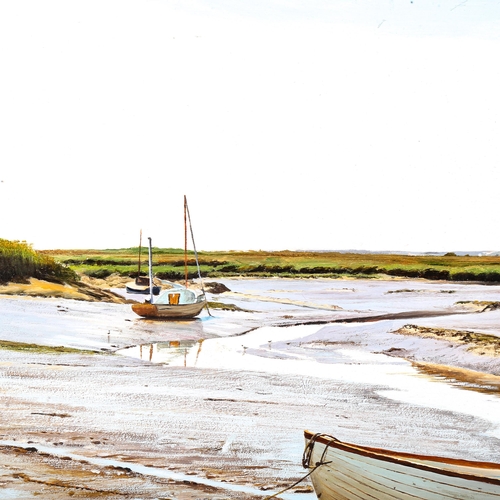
left=184, top=195, right=188, bottom=288
left=137, top=229, right=142, bottom=278
left=184, top=195, right=211, bottom=316
left=148, top=237, right=154, bottom=304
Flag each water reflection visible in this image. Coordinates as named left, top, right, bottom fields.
left=116, top=323, right=500, bottom=442
left=118, top=328, right=500, bottom=401
left=119, top=339, right=204, bottom=366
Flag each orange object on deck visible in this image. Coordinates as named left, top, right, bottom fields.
left=169, top=293, right=180, bottom=305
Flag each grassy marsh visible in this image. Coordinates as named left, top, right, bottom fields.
left=41, top=248, right=500, bottom=283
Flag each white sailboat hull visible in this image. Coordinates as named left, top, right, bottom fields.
left=131, top=299, right=206, bottom=319
left=303, top=430, right=500, bottom=500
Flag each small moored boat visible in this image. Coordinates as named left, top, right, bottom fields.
left=125, top=230, right=161, bottom=295
left=125, top=275, right=161, bottom=295
left=303, top=430, right=500, bottom=500
left=131, top=196, right=208, bottom=320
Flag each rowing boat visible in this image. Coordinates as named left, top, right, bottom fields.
left=303, top=430, right=500, bottom=499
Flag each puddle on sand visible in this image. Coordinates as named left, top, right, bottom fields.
left=0, top=489, right=22, bottom=499
left=0, top=441, right=314, bottom=500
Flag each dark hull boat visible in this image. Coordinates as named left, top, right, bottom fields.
left=125, top=230, right=160, bottom=295
left=125, top=276, right=160, bottom=295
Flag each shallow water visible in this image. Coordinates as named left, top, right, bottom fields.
left=117, top=322, right=500, bottom=441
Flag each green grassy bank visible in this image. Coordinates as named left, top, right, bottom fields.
left=40, top=247, right=500, bottom=283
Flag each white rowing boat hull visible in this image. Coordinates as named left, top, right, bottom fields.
left=303, top=430, right=500, bottom=500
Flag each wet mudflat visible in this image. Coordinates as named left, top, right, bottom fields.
left=1, top=277, right=500, bottom=498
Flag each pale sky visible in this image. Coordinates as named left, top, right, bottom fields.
left=1, top=0, right=499, bottom=252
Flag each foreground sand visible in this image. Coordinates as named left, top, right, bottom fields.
left=1, top=277, right=500, bottom=499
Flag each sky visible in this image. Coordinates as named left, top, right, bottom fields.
left=1, top=0, right=499, bottom=253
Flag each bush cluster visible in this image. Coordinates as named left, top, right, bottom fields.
left=0, top=239, right=78, bottom=284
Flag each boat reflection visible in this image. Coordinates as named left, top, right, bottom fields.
left=118, top=340, right=204, bottom=366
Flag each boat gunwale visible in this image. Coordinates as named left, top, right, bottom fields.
left=304, top=430, right=500, bottom=486
left=131, top=299, right=207, bottom=319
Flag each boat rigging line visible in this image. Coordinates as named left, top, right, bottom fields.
left=184, top=195, right=212, bottom=316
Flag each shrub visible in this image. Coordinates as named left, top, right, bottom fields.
left=419, top=269, right=451, bottom=281
left=0, top=239, right=78, bottom=284
left=85, top=268, right=114, bottom=279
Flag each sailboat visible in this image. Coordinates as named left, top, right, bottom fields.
left=131, top=196, right=208, bottom=319
left=125, top=230, right=161, bottom=295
